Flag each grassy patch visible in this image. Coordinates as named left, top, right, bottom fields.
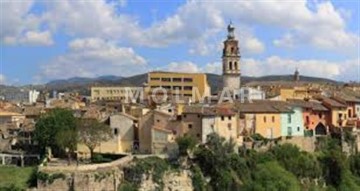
left=0, top=166, right=35, bottom=190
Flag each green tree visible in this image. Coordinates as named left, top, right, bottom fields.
left=244, top=161, right=301, bottom=191
left=194, top=133, right=241, bottom=191
left=34, top=108, right=77, bottom=161
left=271, top=144, right=321, bottom=179
left=176, top=135, right=197, bottom=156
left=77, top=118, right=112, bottom=160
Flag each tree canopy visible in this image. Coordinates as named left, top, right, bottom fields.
left=34, top=108, right=77, bottom=156
left=77, top=118, right=112, bottom=160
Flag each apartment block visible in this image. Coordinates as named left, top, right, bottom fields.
left=91, top=86, right=143, bottom=102
left=147, top=71, right=211, bottom=102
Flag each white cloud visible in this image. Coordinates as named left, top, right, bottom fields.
left=162, top=61, right=222, bottom=74
left=242, top=56, right=359, bottom=82
left=148, top=0, right=357, bottom=53
left=42, top=0, right=142, bottom=44
left=203, top=62, right=222, bottom=74
left=0, top=74, right=6, bottom=84
left=0, top=1, right=54, bottom=46
left=1, top=0, right=357, bottom=53
left=38, top=38, right=147, bottom=81
left=18, top=30, right=54, bottom=46
left=164, top=62, right=200, bottom=73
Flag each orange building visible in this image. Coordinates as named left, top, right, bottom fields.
left=315, top=96, right=348, bottom=130
left=288, top=99, right=329, bottom=135
left=238, top=101, right=292, bottom=139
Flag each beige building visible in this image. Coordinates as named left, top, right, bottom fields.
left=138, top=110, right=179, bottom=154
left=147, top=71, right=211, bottom=102
left=182, top=105, right=241, bottom=145
left=0, top=111, right=25, bottom=127
left=91, top=86, right=143, bottom=102
left=77, top=113, right=138, bottom=158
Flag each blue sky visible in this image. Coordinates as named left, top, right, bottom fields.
left=0, top=0, right=359, bottom=85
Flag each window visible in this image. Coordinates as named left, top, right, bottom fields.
left=228, top=123, right=232, bottom=130
left=173, top=86, right=182, bottom=90
left=162, top=86, right=171, bottom=90
left=221, top=116, right=225, bottom=121
left=228, top=116, right=232, bottom=120
left=297, top=126, right=300, bottom=131
left=287, top=114, right=291, bottom=123
left=161, top=78, right=171, bottom=82
left=319, top=113, right=323, bottom=119
left=339, top=113, right=343, bottom=119
left=234, top=62, right=238, bottom=70
left=287, top=127, right=292, bottom=136
left=231, top=47, right=234, bottom=53
left=183, top=78, right=193, bottom=82
left=183, top=114, right=187, bottom=118
left=114, top=128, right=118, bottom=135
left=306, top=116, right=310, bottom=124
left=272, top=116, right=275, bottom=123
left=196, top=133, right=200, bottom=137
left=168, top=109, right=172, bottom=113
left=197, top=114, right=201, bottom=118
left=156, top=119, right=160, bottom=123
left=263, top=116, right=267, bottom=123
left=151, top=78, right=160, bottom=81
left=229, top=62, right=233, bottom=70
left=184, top=94, right=192, bottom=97
left=184, top=86, right=193, bottom=90
left=188, top=124, right=193, bottom=129
left=172, top=78, right=182, bottom=82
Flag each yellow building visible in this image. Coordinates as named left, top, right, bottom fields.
left=316, top=96, right=348, bottom=128
left=238, top=102, right=292, bottom=139
left=278, top=86, right=322, bottom=101
left=91, top=86, right=143, bottom=102
left=147, top=71, right=211, bottom=102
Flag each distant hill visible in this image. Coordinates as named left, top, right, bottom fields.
left=40, top=73, right=340, bottom=95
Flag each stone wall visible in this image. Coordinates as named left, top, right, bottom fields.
left=138, top=170, right=193, bottom=191
left=36, top=155, right=193, bottom=191
left=37, top=156, right=133, bottom=191
left=280, top=136, right=316, bottom=153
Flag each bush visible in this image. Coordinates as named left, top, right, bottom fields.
left=124, top=157, right=169, bottom=189
left=176, top=135, right=197, bottom=156
left=91, top=154, right=113, bottom=163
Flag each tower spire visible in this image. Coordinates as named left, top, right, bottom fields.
left=227, top=21, right=235, bottom=39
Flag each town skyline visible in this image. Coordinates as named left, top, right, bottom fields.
left=1, top=0, right=359, bottom=85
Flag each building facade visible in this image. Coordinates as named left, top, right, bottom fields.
left=90, top=86, right=143, bottom=102
left=280, top=107, right=304, bottom=137
left=147, top=71, right=211, bottom=102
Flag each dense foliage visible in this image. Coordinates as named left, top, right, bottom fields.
left=188, top=133, right=360, bottom=191
left=34, top=108, right=77, bottom=157
left=34, top=108, right=112, bottom=163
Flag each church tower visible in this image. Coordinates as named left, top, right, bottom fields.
left=294, top=68, right=300, bottom=82
left=222, top=22, right=241, bottom=92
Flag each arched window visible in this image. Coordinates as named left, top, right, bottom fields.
left=234, top=62, right=238, bottom=70
left=229, top=61, right=233, bottom=70
left=231, top=47, right=234, bottom=53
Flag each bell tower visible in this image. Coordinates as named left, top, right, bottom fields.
left=222, top=22, right=241, bottom=92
